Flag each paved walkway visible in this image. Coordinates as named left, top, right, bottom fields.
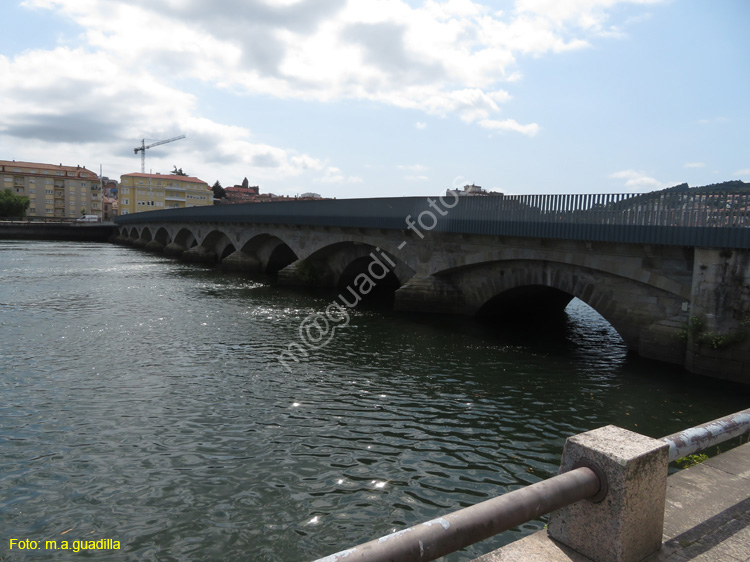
left=475, top=442, right=750, bottom=562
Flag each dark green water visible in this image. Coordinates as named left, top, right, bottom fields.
left=1, top=241, right=748, bottom=561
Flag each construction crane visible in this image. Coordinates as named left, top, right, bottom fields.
left=134, top=135, right=186, bottom=174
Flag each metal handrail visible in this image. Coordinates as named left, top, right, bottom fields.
left=312, top=466, right=600, bottom=562
left=661, top=407, right=750, bottom=462
left=312, top=408, right=750, bottom=562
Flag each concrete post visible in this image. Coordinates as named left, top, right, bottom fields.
left=547, top=425, right=669, bottom=562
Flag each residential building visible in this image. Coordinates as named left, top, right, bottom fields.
left=119, top=172, right=213, bottom=215
left=445, top=184, right=504, bottom=197
left=0, top=160, right=102, bottom=220
left=224, top=184, right=259, bottom=204
left=102, top=196, right=118, bottom=221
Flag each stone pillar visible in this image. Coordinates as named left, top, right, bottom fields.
left=638, top=314, right=689, bottom=366
left=548, top=425, right=669, bottom=562
left=181, top=245, right=217, bottom=264
left=393, top=275, right=465, bottom=314
left=132, top=237, right=148, bottom=248
left=220, top=250, right=261, bottom=273
left=277, top=259, right=328, bottom=287
left=144, top=240, right=165, bottom=252
left=163, top=242, right=186, bottom=257
left=685, top=248, right=750, bottom=383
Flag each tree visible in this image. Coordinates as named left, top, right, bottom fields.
left=0, top=189, right=30, bottom=219
left=212, top=181, right=226, bottom=199
left=172, top=166, right=188, bottom=176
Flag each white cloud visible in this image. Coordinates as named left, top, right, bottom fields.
left=405, top=175, right=430, bottom=181
left=734, top=169, right=750, bottom=176
left=609, top=169, right=667, bottom=191
left=478, top=118, right=540, bottom=136
left=19, top=0, right=666, bottom=136
left=0, top=47, right=325, bottom=184
left=398, top=164, right=429, bottom=171
left=315, top=166, right=363, bottom=184
left=416, top=121, right=427, bottom=129
left=684, top=162, right=705, bottom=168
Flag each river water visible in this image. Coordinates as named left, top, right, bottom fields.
left=1, top=241, right=748, bottom=561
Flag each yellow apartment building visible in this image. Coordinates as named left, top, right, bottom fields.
left=0, top=160, right=102, bottom=220
left=119, top=173, right=213, bottom=215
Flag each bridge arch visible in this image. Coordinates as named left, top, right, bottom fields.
left=442, top=258, right=687, bottom=351
left=200, top=230, right=236, bottom=262
left=303, top=241, right=414, bottom=288
left=153, top=227, right=170, bottom=246
left=140, top=227, right=154, bottom=242
left=173, top=228, right=198, bottom=249
left=239, top=234, right=298, bottom=274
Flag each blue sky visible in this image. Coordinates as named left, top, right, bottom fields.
left=0, top=0, right=747, bottom=198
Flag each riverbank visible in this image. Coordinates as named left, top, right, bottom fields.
left=0, top=221, right=116, bottom=241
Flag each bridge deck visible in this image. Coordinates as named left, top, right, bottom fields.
left=475, top=442, right=750, bottom=561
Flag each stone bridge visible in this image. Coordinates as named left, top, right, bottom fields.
left=113, top=194, right=750, bottom=384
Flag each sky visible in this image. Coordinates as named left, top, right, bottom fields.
left=0, top=0, right=748, bottom=199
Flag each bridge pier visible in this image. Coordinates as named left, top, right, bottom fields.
left=164, top=242, right=187, bottom=257
left=144, top=240, right=164, bottom=252
left=685, top=248, right=750, bottom=383
left=277, top=259, right=329, bottom=286
left=220, top=250, right=261, bottom=273
left=182, top=245, right=217, bottom=264
left=394, top=275, right=466, bottom=314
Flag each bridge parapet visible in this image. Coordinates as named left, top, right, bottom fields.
left=114, top=192, right=750, bottom=249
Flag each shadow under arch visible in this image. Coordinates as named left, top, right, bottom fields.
left=477, top=285, right=574, bottom=320
left=338, top=254, right=403, bottom=306
left=201, top=230, right=236, bottom=263
left=239, top=233, right=299, bottom=275
left=173, top=228, right=197, bottom=249
left=153, top=227, right=170, bottom=246
left=305, top=241, right=414, bottom=288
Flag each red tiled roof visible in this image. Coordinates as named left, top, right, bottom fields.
left=121, top=172, right=207, bottom=185
left=0, top=160, right=97, bottom=177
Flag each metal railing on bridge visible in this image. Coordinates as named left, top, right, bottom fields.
left=114, top=190, right=750, bottom=249
left=310, top=407, right=750, bottom=562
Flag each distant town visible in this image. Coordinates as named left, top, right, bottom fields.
left=0, top=159, right=327, bottom=222
left=1, top=158, right=748, bottom=224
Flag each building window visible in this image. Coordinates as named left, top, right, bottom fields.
left=45, top=179, right=53, bottom=185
